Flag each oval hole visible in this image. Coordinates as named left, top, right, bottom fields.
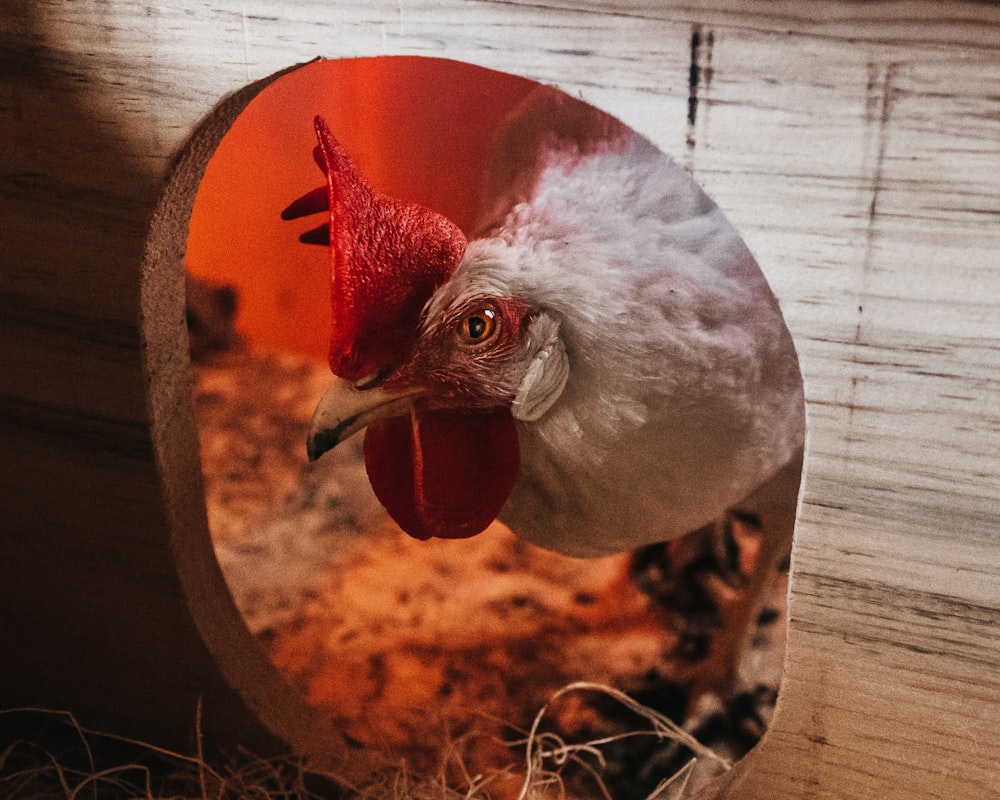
left=185, top=56, right=804, bottom=798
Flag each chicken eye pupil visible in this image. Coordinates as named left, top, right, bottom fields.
left=468, top=316, right=488, bottom=338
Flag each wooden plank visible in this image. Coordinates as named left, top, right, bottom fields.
left=0, top=4, right=362, bottom=777
left=1, top=1, right=997, bottom=797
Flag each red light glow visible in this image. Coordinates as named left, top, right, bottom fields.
left=187, top=57, right=536, bottom=361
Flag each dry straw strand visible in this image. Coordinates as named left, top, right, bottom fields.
left=515, top=682, right=731, bottom=800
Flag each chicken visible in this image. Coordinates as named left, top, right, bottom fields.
left=283, top=87, right=805, bottom=693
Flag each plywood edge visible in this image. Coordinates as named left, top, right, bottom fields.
left=139, top=60, right=376, bottom=784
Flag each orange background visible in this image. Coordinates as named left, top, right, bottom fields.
left=187, top=57, right=537, bottom=362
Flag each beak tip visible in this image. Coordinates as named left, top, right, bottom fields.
left=306, top=430, right=339, bottom=463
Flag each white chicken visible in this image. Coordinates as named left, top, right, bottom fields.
left=286, top=86, right=805, bottom=692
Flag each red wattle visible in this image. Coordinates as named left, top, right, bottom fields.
left=363, top=407, right=520, bottom=540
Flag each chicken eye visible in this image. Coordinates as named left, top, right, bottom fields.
left=458, top=308, right=497, bottom=345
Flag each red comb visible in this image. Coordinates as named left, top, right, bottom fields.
left=300, top=116, right=467, bottom=381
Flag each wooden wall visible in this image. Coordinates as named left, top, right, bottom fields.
left=1, top=2, right=997, bottom=797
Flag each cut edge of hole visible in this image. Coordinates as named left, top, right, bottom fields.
left=139, top=57, right=374, bottom=786
left=142, top=54, right=810, bottom=799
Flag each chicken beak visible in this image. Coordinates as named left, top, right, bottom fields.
left=307, top=378, right=423, bottom=462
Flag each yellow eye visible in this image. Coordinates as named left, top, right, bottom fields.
left=459, top=308, right=497, bottom=345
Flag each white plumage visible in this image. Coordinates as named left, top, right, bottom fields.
left=304, top=86, right=805, bottom=691
left=428, top=88, right=805, bottom=557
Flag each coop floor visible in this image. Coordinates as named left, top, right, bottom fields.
left=194, top=348, right=788, bottom=799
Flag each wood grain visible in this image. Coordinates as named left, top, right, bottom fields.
left=1, top=1, right=997, bottom=797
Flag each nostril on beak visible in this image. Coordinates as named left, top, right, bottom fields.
left=354, top=368, right=390, bottom=391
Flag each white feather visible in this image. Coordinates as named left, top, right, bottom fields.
left=437, top=88, right=805, bottom=557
